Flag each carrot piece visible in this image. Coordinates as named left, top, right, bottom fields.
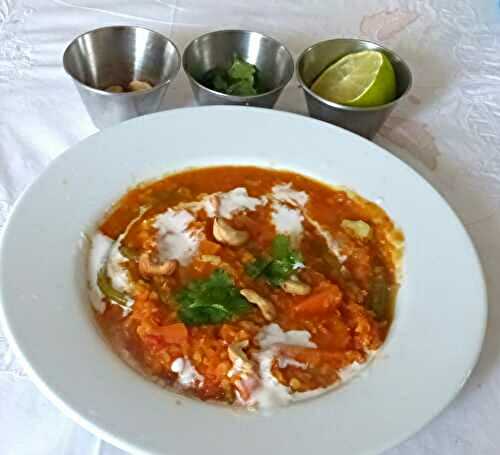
left=152, top=323, right=188, bottom=344
left=199, top=240, right=222, bottom=255
left=293, top=284, right=342, bottom=316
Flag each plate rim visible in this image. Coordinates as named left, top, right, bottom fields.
left=0, top=106, right=488, bottom=455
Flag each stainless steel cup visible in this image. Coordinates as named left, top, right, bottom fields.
left=183, top=30, right=294, bottom=108
left=297, top=39, right=412, bottom=139
left=63, top=26, right=181, bottom=129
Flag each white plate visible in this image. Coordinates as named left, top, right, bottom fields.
left=0, top=107, right=487, bottom=455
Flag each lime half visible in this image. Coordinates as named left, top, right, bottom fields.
left=311, top=50, right=397, bottom=107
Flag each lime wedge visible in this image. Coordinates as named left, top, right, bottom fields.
left=311, top=50, right=397, bottom=107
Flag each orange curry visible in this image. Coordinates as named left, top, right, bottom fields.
left=91, top=166, right=402, bottom=407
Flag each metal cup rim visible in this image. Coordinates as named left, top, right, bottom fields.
left=296, top=38, right=413, bottom=112
left=62, top=25, right=181, bottom=97
left=182, top=29, right=294, bottom=102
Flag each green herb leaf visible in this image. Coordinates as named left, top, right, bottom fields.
left=226, top=79, right=258, bottom=96
left=272, top=234, right=293, bottom=259
left=200, top=55, right=261, bottom=96
left=213, top=73, right=228, bottom=91
left=176, top=269, right=251, bottom=325
left=245, top=257, right=272, bottom=278
left=246, top=235, right=303, bottom=286
left=227, top=57, right=256, bottom=80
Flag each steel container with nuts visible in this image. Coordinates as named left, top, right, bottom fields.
left=63, top=26, right=181, bottom=129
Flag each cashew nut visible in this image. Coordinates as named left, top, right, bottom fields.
left=213, top=218, right=249, bottom=246
left=227, top=340, right=254, bottom=378
left=105, top=85, right=124, bottom=93
left=280, top=277, right=311, bottom=296
left=139, top=253, right=177, bottom=277
left=240, top=289, right=276, bottom=321
left=128, top=80, right=153, bottom=91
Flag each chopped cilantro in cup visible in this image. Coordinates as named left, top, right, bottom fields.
left=200, top=55, right=264, bottom=96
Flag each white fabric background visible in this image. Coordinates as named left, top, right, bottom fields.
left=0, top=0, right=499, bottom=453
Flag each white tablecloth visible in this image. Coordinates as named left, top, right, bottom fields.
left=1, top=0, right=499, bottom=453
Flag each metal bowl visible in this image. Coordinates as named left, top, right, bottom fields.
left=63, top=26, right=181, bottom=129
left=183, top=30, right=294, bottom=108
left=297, top=38, right=412, bottom=139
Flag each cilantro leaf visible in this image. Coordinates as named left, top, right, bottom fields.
left=272, top=234, right=295, bottom=259
left=245, top=257, right=272, bottom=278
left=227, top=57, right=256, bottom=80
left=176, top=269, right=250, bottom=325
left=213, top=73, right=228, bottom=91
left=226, top=79, right=258, bottom=96
left=200, top=55, right=261, bottom=96
left=247, top=235, right=303, bottom=286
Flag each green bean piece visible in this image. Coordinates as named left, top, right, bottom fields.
left=119, top=245, right=139, bottom=260
left=97, top=267, right=129, bottom=306
left=368, top=267, right=389, bottom=319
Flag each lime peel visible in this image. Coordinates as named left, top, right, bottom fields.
left=311, top=50, right=397, bottom=107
